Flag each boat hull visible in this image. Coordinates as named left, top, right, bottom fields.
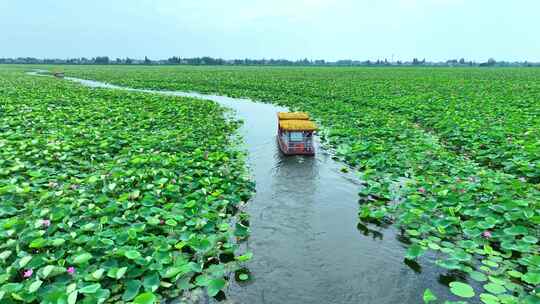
left=277, top=136, right=315, bottom=156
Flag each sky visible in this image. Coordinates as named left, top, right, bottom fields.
left=1, top=0, right=539, bottom=62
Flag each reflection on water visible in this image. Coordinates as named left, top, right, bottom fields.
left=403, top=258, right=423, bottom=274
left=356, top=222, right=384, bottom=241
left=29, top=71, right=459, bottom=304
left=273, top=150, right=319, bottom=194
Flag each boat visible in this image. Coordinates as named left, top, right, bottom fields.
left=277, top=112, right=317, bottom=155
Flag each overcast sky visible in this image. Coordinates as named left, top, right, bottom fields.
left=2, top=0, right=539, bottom=62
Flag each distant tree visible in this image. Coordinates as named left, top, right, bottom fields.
left=94, top=56, right=109, bottom=64
left=336, top=59, right=353, bottom=66
left=479, top=58, right=497, bottom=67
left=4, top=54, right=537, bottom=67
left=167, top=56, right=181, bottom=64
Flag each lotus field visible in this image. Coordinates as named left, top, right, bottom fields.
left=59, top=66, right=540, bottom=303
left=0, top=68, right=254, bottom=303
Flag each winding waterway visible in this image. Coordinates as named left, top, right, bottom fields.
left=28, top=70, right=455, bottom=304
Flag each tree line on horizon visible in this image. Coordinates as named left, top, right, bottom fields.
left=1, top=56, right=538, bottom=67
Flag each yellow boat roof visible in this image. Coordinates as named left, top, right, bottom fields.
left=279, top=120, right=317, bottom=131
left=277, top=112, right=310, bottom=120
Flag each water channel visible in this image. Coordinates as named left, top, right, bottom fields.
left=28, top=71, right=455, bottom=304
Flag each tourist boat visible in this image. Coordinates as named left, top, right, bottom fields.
left=277, top=112, right=317, bottom=155
left=53, top=71, right=65, bottom=78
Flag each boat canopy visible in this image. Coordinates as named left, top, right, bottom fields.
left=279, top=120, right=317, bottom=131
left=277, top=112, right=310, bottom=120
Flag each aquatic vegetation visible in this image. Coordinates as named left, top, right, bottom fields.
left=62, top=66, right=540, bottom=182
left=60, top=65, right=540, bottom=303
left=0, top=69, right=254, bottom=303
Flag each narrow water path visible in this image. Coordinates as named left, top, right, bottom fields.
left=28, top=71, right=454, bottom=304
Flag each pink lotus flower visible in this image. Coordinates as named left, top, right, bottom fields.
left=23, top=269, right=33, bottom=278
left=42, top=219, right=51, bottom=227
left=67, top=266, right=75, bottom=275
left=418, top=187, right=426, bottom=194
left=159, top=219, right=165, bottom=225
left=482, top=231, right=492, bottom=238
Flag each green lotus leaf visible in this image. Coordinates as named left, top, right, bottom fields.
left=503, top=226, right=528, bottom=236
left=479, top=293, right=500, bottom=304
left=436, top=258, right=462, bottom=270
left=521, top=236, right=538, bottom=244
left=506, top=270, right=522, bottom=278
left=27, top=279, right=43, bottom=293
left=483, top=283, right=506, bottom=295
left=79, top=283, right=101, bottom=294
left=235, top=252, right=253, bottom=262
left=125, top=250, right=142, bottom=260
left=72, top=252, right=93, bottom=264
left=207, top=278, right=226, bottom=297
left=133, top=292, right=156, bottom=304
left=423, top=288, right=437, bottom=303
left=239, top=274, right=249, bottom=281
left=470, top=271, right=488, bottom=282
left=29, top=238, right=47, bottom=249
left=142, top=272, right=160, bottom=292
left=449, top=281, right=475, bottom=298
left=122, top=280, right=142, bottom=301
left=522, top=272, right=540, bottom=285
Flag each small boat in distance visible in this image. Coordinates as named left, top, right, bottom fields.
left=277, top=112, right=317, bottom=155
left=53, top=71, right=65, bottom=78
